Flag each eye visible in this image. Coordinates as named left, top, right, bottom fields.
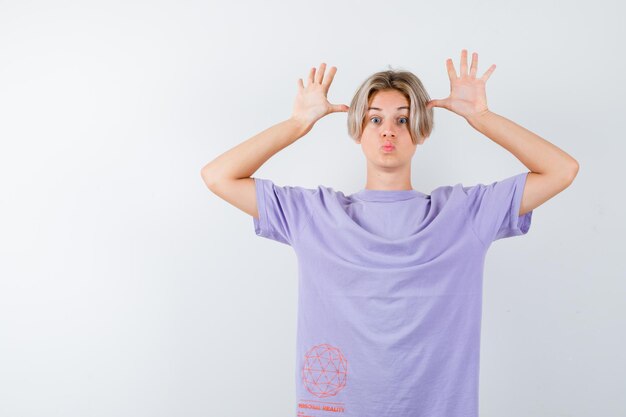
left=369, top=116, right=408, bottom=124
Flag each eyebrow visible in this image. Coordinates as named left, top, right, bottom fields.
left=367, top=106, right=409, bottom=111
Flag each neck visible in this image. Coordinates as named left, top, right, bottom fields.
left=364, top=163, right=413, bottom=191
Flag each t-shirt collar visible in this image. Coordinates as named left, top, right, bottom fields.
left=351, top=188, right=428, bottom=202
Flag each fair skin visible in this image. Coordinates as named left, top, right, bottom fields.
left=357, top=89, right=420, bottom=191
left=201, top=50, right=579, bottom=219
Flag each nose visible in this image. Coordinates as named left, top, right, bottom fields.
left=381, top=124, right=397, bottom=142
left=380, top=117, right=398, bottom=135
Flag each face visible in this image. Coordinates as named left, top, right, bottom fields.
left=357, top=89, right=418, bottom=171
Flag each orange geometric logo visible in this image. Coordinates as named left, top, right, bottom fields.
left=302, top=343, right=348, bottom=398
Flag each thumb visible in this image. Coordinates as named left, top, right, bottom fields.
left=331, top=104, right=350, bottom=113
left=426, top=99, right=444, bottom=109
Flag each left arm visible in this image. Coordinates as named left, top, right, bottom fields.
left=428, top=49, right=579, bottom=216
left=465, top=110, right=579, bottom=215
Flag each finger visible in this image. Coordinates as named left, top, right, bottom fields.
left=322, top=66, right=338, bottom=93
left=330, top=103, right=350, bottom=113
left=308, top=67, right=316, bottom=87
left=297, top=78, right=304, bottom=91
left=469, top=52, right=478, bottom=78
left=315, top=62, right=327, bottom=84
left=460, top=49, right=468, bottom=77
left=480, top=64, right=496, bottom=82
left=426, top=98, right=444, bottom=109
left=445, top=58, right=458, bottom=81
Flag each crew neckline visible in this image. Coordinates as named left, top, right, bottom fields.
left=351, top=188, right=428, bottom=202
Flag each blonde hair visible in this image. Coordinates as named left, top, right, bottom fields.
left=347, top=66, right=434, bottom=145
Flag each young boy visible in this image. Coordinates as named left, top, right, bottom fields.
left=201, top=50, right=578, bottom=417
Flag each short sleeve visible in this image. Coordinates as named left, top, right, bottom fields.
left=252, top=177, right=315, bottom=246
left=463, top=172, right=533, bottom=246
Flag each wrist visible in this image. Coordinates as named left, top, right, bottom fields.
left=465, top=109, right=493, bottom=129
left=288, top=116, right=315, bottom=135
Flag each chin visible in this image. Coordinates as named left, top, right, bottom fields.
left=373, top=158, right=406, bottom=168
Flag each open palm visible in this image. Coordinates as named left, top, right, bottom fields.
left=427, top=49, right=496, bottom=120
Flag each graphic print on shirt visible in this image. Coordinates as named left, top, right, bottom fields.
left=298, top=343, right=348, bottom=415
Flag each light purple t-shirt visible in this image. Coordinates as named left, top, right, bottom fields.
left=252, top=172, right=533, bottom=417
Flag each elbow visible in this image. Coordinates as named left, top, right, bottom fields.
left=200, top=166, right=218, bottom=189
left=546, top=159, right=579, bottom=187
left=570, top=159, right=579, bottom=178
left=563, top=160, right=580, bottom=185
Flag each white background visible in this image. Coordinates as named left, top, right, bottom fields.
left=1, top=0, right=624, bottom=416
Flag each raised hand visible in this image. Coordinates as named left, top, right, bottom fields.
left=291, top=63, right=350, bottom=128
left=426, top=50, right=496, bottom=120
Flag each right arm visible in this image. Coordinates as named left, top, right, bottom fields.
left=200, top=63, right=348, bottom=219
left=200, top=117, right=312, bottom=218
